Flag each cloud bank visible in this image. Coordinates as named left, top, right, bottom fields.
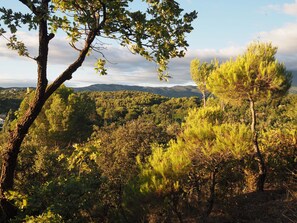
left=1, top=1, right=297, bottom=87
left=0, top=32, right=245, bottom=87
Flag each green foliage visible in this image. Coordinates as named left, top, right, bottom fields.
left=0, top=89, right=26, bottom=114
left=190, top=59, right=217, bottom=106
left=66, top=143, right=100, bottom=175
left=261, top=128, right=296, bottom=183
left=90, top=91, right=166, bottom=124
left=258, top=94, right=297, bottom=185
left=4, top=190, right=28, bottom=211
left=6, top=35, right=30, bottom=57
left=208, top=42, right=292, bottom=105
left=0, top=87, right=296, bottom=222
left=93, top=117, right=170, bottom=185
left=22, top=211, right=63, bottom=223
left=14, top=86, right=97, bottom=147
left=94, top=59, right=107, bottom=76
left=1, top=2, right=197, bottom=218
left=1, top=0, right=197, bottom=77
left=12, top=141, right=104, bottom=222
left=149, top=96, right=200, bottom=125
left=182, top=106, right=252, bottom=160
left=207, top=43, right=293, bottom=192
left=0, top=7, right=36, bottom=33
left=138, top=105, right=253, bottom=220
left=89, top=91, right=199, bottom=126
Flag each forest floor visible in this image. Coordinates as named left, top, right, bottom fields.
left=208, top=187, right=297, bottom=223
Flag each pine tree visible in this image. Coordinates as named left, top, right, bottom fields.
left=190, top=59, right=217, bottom=107
left=207, top=42, right=292, bottom=191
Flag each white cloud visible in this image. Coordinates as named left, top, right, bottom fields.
left=263, top=1, right=297, bottom=17
left=284, top=0, right=297, bottom=16
left=0, top=40, right=24, bottom=59
left=185, top=46, right=244, bottom=61
left=1, top=20, right=297, bottom=88
left=0, top=31, right=38, bottom=58
left=258, top=22, right=297, bottom=70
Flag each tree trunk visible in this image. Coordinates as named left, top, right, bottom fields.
left=0, top=1, right=50, bottom=219
left=0, top=6, right=97, bottom=222
left=0, top=98, right=47, bottom=220
left=202, top=91, right=206, bottom=108
left=249, top=100, right=266, bottom=192
left=173, top=194, right=184, bottom=223
left=206, top=168, right=217, bottom=217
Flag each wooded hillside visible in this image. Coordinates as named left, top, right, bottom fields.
left=0, top=84, right=296, bottom=222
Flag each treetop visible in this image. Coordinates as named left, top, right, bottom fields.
left=0, top=0, right=197, bottom=79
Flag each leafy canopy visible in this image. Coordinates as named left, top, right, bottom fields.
left=139, top=106, right=252, bottom=195
left=207, top=42, right=292, bottom=105
left=0, top=0, right=197, bottom=78
left=190, top=59, right=217, bottom=95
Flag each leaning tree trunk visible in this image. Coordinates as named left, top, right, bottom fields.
left=0, top=32, right=96, bottom=221
left=0, top=96, right=48, bottom=219
left=249, top=99, right=266, bottom=192
left=0, top=2, right=97, bottom=220
left=0, top=2, right=50, bottom=219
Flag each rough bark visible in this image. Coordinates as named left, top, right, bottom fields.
left=0, top=1, right=98, bottom=219
left=250, top=100, right=266, bottom=192
left=0, top=97, right=48, bottom=220
left=0, top=1, right=50, bottom=219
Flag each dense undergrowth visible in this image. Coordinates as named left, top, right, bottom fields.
left=0, top=86, right=296, bottom=222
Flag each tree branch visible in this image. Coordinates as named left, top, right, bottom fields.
left=45, top=30, right=97, bottom=99
left=18, top=0, right=37, bottom=15
left=98, top=0, right=107, bottom=30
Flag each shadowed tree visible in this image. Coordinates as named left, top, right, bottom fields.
left=0, top=0, right=197, bottom=219
left=207, top=42, right=292, bottom=191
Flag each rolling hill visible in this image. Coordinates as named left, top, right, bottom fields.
left=74, top=84, right=201, bottom=98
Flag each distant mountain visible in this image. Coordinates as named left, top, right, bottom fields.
left=75, top=70, right=297, bottom=97
left=74, top=84, right=201, bottom=98
left=2, top=70, right=296, bottom=98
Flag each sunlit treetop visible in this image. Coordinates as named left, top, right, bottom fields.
left=0, top=0, right=197, bottom=79
left=207, top=42, right=292, bottom=105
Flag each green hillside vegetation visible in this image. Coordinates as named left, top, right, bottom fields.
left=0, top=43, right=296, bottom=222
left=89, top=91, right=200, bottom=126
left=0, top=91, right=296, bottom=222
left=0, top=89, right=26, bottom=114
left=75, top=84, right=201, bottom=98
left=0, top=90, right=296, bottom=222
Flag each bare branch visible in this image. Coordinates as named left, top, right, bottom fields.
left=69, top=42, right=83, bottom=52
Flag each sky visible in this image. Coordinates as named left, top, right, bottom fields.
left=0, top=0, right=297, bottom=87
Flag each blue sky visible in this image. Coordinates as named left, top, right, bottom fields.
left=1, top=0, right=297, bottom=87
left=187, top=0, right=294, bottom=47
